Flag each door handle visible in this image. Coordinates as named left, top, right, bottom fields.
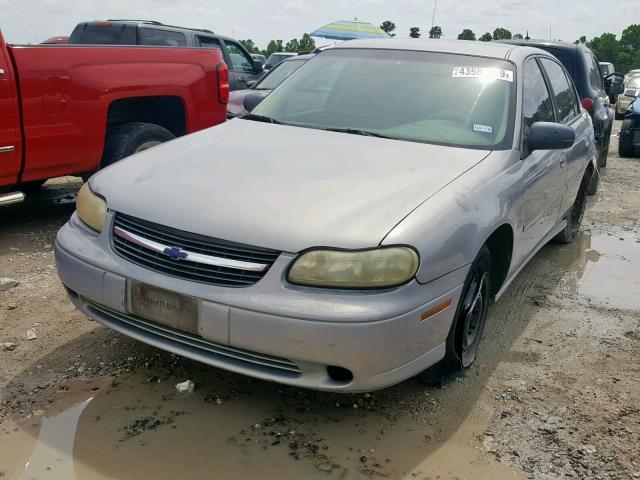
left=0, top=146, right=15, bottom=153
left=238, top=76, right=246, bottom=82
left=0, top=68, right=5, bottom=75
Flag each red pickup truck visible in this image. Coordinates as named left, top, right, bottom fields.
left=0, top=30, right=228, bottom=206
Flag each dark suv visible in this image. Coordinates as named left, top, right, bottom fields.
left=69, top=20, right=264, bottom=90
left=499, top=40, right=623, bottom=169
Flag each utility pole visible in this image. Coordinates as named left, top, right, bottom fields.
left=431, top=0, right=437, bottom=29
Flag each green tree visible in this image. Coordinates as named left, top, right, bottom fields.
left=239, top=39, right=260, bottom=53
left=574, top=35, right=587, bottom=44
left=429, top=26, right=443, bottom=39
left=457, top=29, right=475, bottom=41
left=380, top=20, right=396, bottom=37
left=513, top=33, right=524, bottom=39
left=298, top=33, right=315, bottom=51
left=618, top=24, right=640, bottom=73
left=479, top=32, right=493, bottom=42
left=492, top=28, right=512, bottom=40
left=284, top=38, right=299, bottom=52
left=587, top=33, right=618, bottom=63
left=409, top=27, right=421, bottom=38
left=265, top=40, right=284, bottom=57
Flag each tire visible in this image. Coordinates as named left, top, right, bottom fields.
left=554, top=168, right=590, bottom=244
left=618, top=118, right=635, bottom=158
left=597, top=134, right=609, bottom=168
left=586, top=167, right=599, bottom=196
left=615, top=110, right=624, bottom=121
left=421, top=246, right=492, bottom=386
left=102, top=122, right=175, bottom=168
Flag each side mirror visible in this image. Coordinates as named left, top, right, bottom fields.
left=527, top=122, right=575, bottom=151
left=243, top=92, right=265, bottom=112
left=252, top=60, right=264, bottom=74
left=605, top=73, right=625, bottom=95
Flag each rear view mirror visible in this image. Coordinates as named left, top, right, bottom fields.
left=605, top=73, right=625, bottom=95
left=243, top=93, right=265, bottom=112
left=527, top=122, right=575, bottom=151
left=252, top=59, right=264, bottom=73
left=609, top=82, right=625, bottom=95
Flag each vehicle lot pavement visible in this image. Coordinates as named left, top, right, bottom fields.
left=0, top=123, right=639, bottom=479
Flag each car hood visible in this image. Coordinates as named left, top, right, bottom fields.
left=92, top=121, right=491, bottom=252
left=227, top=89, right=270, bottom=116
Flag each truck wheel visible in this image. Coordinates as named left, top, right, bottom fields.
left=420, top=245, right=491, bottom=386
left=554, top=168, right=589, bottom=244
left=597, top=135, right=609, bottom=168
left=619, top=119, right=635, bottom=158
left=102, top=122, right=175, bottom=168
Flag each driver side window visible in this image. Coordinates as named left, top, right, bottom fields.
left=522, top=59, right=555, bottom=128
left=225, top=42, right=255, bottom=73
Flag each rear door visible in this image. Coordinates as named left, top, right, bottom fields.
left=585, top=51, right=611, bottom=142
left=539, top=57, right=590, bottom=214
left=0, top=39, right=21, bottom=186
left=521, top=57, right=567, bottom=251
left=220, top=40, right=261, bottom=90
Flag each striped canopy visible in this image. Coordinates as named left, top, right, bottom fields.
left=310, top=19, right=390, bottom=40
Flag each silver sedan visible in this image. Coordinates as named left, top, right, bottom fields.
left=55, top=39, right=597, bottom=392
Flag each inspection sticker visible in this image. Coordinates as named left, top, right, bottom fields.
left=473, top=123, right=493, bottom=134
left=452, top=67, right=514, bottom=83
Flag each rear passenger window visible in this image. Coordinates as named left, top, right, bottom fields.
left=139, top=28, right=187, bottom=47
left=197, top=36, right=222, bottom=49
left=522, top=59, right=555, bottom=127
left=587, top=54, right=604, bottom=92
left=540, top=59, right=578, bottom=123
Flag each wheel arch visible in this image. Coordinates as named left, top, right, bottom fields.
left=483, top=223, right=514, bottom=297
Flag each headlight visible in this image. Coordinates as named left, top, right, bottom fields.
left=288, top=247, right=419, bottom=289
left=76, top=183, right=107, bottom=232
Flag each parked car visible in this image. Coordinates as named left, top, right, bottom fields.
left=619, top=89, right=640, bottom=157
left=616, top=74, right=640, bottom=119
left=0, top=29, right=228, bottom=206
left=624, top=69, right=640, bottom=85
left=599, top=61, right=614, bottom=77
left=263, top=52, right=297, bottom=72
left=69, top=20, right=263, bottom=90
left=499, top=40, right=623, bottom=177
left=227, top=54, right=313, bottom=118
left=56, top=39, right=597, bottom=392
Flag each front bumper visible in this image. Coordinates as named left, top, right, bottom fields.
left=54, top=213, right=466, bottom=392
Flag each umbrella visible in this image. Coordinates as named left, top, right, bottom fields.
left=310, top=19, right=390, bottom=41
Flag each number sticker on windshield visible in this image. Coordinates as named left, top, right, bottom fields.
left=452, top=67, right=514, bottom=83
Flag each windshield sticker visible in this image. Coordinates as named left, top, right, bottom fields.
left=473, top=124, right=493, bottom=134
left=452, top=67, right=514, bottom=83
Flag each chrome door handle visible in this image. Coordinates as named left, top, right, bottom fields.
left=0, top=146, right=15, bottom=153
left=0, top=68, right=5, bottom=75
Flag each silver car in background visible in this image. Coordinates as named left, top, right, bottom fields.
left=55, top=40, right=596, bottom=392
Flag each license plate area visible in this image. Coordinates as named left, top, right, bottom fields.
left=127, top=282, right=199, bottom=335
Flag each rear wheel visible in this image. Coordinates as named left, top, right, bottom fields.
left=554, top=168, right=590, bottom=244
left=102, top=122, right=175, bottom=168
left=597, top=133, right=610, bottom=168
left=421, top=246, right=491, bottom=385
left=619, top=118, right=635, bottom=158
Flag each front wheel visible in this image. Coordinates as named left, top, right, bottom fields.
left=102, top=122, right=175, bottom=168
left=554, top=168, right=590, bottom=244
left=619, top=118, right=635, bottom=158
left=421, top=246, right=491, bottom=385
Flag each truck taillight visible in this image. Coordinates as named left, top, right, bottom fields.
left=216, top=63, right=229, bottom=105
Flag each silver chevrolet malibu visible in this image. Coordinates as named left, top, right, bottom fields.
left=55, top=39, right=597, bottom=392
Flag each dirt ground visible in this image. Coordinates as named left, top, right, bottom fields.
left=1, top=122, right=639, bottom=480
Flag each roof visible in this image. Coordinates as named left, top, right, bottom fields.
left=332, top=38, right=520, bottom=59
left=498, top=38, right=590, bottom=53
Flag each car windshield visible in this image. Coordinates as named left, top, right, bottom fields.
left=252, top=49, right=516, bottom=150
left=265, top=54, right=290, bottom=68
left=628, top=76, right=640, bottom=89
left=256, top=59, right=307, bottom=90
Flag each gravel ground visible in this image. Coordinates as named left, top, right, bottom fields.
left=0, top=123, right=638, bottom=479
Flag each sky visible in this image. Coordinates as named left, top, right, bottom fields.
left=0, top=0, right=636, bottom=47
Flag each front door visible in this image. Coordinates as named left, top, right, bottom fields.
left=521, top=58, right=567, bottom=253
left=221, top=40, right=261, bottom=91
left=0, top=37, right=21, bottom=187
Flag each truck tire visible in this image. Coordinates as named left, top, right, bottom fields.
left=420, top=245, right=491, bottom=386
left=102, top=122, right=175, bottom=168
left=597, top=134, right=609, bottom=168
left=618, top=119, right=635, bottom=158
left=554, top=167, right=589, bottom=244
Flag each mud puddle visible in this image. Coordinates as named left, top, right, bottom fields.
left=550, top=231, right=640, bottom=309
left=0, top=371, right=523, bottom=479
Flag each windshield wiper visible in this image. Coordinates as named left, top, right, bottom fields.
left=240, top=113, right=284, bottom=125
left=322, top=127, right=394, bottom=139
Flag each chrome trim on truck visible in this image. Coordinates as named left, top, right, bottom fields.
left=0, top=146, right=15, bottom=153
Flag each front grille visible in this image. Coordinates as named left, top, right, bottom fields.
left=84, top=299, right=301, bottom=377
left=112, top=213, right=280, bottom=287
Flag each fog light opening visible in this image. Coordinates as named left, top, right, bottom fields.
left=327, top=366, right=353, bottom=384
